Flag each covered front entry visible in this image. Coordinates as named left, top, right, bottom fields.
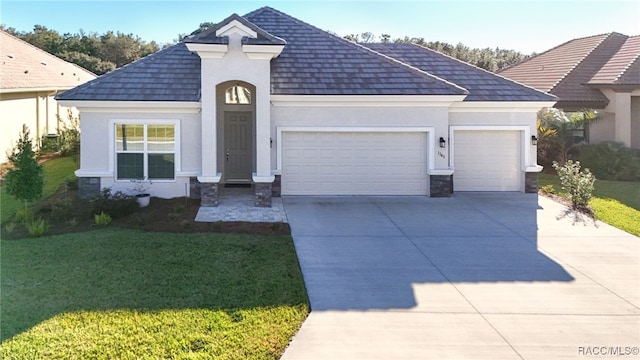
left=224, top=111, right=253, bottom=183
left=281, top=131, right=428, bottom=195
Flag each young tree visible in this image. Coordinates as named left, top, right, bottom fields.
left=4, top=127, right=44, bottom=212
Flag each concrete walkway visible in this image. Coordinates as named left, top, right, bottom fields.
left=281, top=193, right=640, bottom=360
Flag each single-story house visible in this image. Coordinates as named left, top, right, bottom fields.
left=499, top=32, right=640, bottom=150
left=57, top=7, right=555, bottom=207
left=0, top=30, right=96, bottom=162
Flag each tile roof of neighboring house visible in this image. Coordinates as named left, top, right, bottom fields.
left=499, top=32, right=637, bottom=109
left=0, top=31, right=95, bottom=92
left=589, top=35, right=640, bottom=86
left=58, top=7, right=553, bottom=102
left=364, top=43, right=555, bottom=102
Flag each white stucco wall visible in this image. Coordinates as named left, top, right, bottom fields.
left=271, top=104, right=451, bottom=170
left=449, top=107, right=541, bottom=170
left=76, top=109, right=201, bottom=198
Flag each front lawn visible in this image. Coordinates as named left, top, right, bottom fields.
left=1, top=156, right=77, bottom=224
left=0, top=230, right=309, bottom=359
left=539, top=173, right=640, bottom=236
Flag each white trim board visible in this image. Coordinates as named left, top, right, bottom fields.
left=270, top=95, right=466, bottom=107
left=276, top=126, right=436, bottom=175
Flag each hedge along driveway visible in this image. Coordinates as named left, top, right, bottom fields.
left=0, top=229, right=309, bottom=359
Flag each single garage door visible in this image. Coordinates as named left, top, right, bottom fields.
left=454, top=130, right=522, bottom=191
left=282, top=131, right=427, bottom=195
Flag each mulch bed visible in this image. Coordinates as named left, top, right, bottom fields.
left=2, top=186, right=290, bottom=240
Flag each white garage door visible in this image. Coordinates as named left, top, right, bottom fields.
left=454, top=130, right=522, bottom=191
left=282, top=131, right=427, bottom=195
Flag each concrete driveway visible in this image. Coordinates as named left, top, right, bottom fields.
left=281, top=193, right=640, bottom=360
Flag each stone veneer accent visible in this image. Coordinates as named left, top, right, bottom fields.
left=525, top=172, right=538, bottom=193
left=430, top=175, right=453, bottom=197
left=200, top=183, right=219, bottom=207
left=78, top=177, right=101, bottom=199
left=272, top=175, right=281, bottom=198
left=255, top=182, right=272, bottom=207
left=189, top=177, right=201, bottom=199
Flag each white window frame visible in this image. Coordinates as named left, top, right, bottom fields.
left=109, top=119, right=180, bottom=182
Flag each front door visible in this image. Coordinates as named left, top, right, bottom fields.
left=224, top=111, right=253, bottom=183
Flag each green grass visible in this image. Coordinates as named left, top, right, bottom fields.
left=1, top=156, right=77, bottom=224
left=0, top=230, right=309, bottom=359
left=539, top=173, right=640, bottom=236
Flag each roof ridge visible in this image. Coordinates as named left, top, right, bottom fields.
left=402, top=42, right=553, bottom=99
left=245, top=7, right=468, bottom=95
left=0, top=30, right=96, bottom=77
left=500, top=32, right=615, bottom=74
left=548, top=32, right=626, bottom=92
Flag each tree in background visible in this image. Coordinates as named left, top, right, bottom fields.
left=1, top=25, right=160, bottom=75
left=5, top=127, right=44, bottom=211
left=343, top=32, right=530, bottom=72
left=537, top=108, right=597, bottom=167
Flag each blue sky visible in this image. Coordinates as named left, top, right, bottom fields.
left=1, top=0, right=639, bottom=54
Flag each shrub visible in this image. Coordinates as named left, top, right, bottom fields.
left=14, top=208, right=33, bottom=223
left=579, top=141, right=640, bottom=181
left=27, top=218, right=49, bottom=237
left=94, top=212, right=112, bottom=226
left=91, top=189, right=138, bottom=219
left=4, top=222, right=17, bottom=234
left=56, top=109, right=81, bottom=156
left=65, top=177, right=79, bottom=190
left=540, top=184, right=556, bottom=195
left=553, top=160, right=596, bottom=209
left=50, top=197, right=75, bottom=221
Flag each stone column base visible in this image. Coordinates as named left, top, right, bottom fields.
left=272, top=175, right=281, bottom=198
left=200, top=183, right=219, bottom=207
left=255, top=182, right=272, bottom=207
left=430, top=175, right=453, bottom=197
left=78, top=177, right=101, bottom=199
left=525, top=172, right=538, bottom=193
left=189, top=177, right=202, bottom=199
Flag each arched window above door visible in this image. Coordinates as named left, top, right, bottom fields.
left=225, top=85, right=252, bottom=104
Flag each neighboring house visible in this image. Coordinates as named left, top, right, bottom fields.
left=499, top=32, right=640, bottom=150
left=57, top=7, right=555, bottom=207
left=0, top=30, right=96, bottom=162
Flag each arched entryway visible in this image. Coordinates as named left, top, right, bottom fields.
left=216, top=81, right=256, bottom=184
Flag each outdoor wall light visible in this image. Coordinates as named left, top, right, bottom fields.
left=439, top=137, right=446, bottom=148
left=531, top=135, right=538, bottom=146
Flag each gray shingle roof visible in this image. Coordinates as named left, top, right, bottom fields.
left=244, top=7, right=467, bottom=96
left=57, top=43, right=201, bottom=101
left=60, top=6, right=555, bottom=102
left=365, top=43, right=556, bottom=102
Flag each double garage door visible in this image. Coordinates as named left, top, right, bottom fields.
left=280, top=130, right=522, bottom=195
left=281, top=131, right=428, bottom=195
